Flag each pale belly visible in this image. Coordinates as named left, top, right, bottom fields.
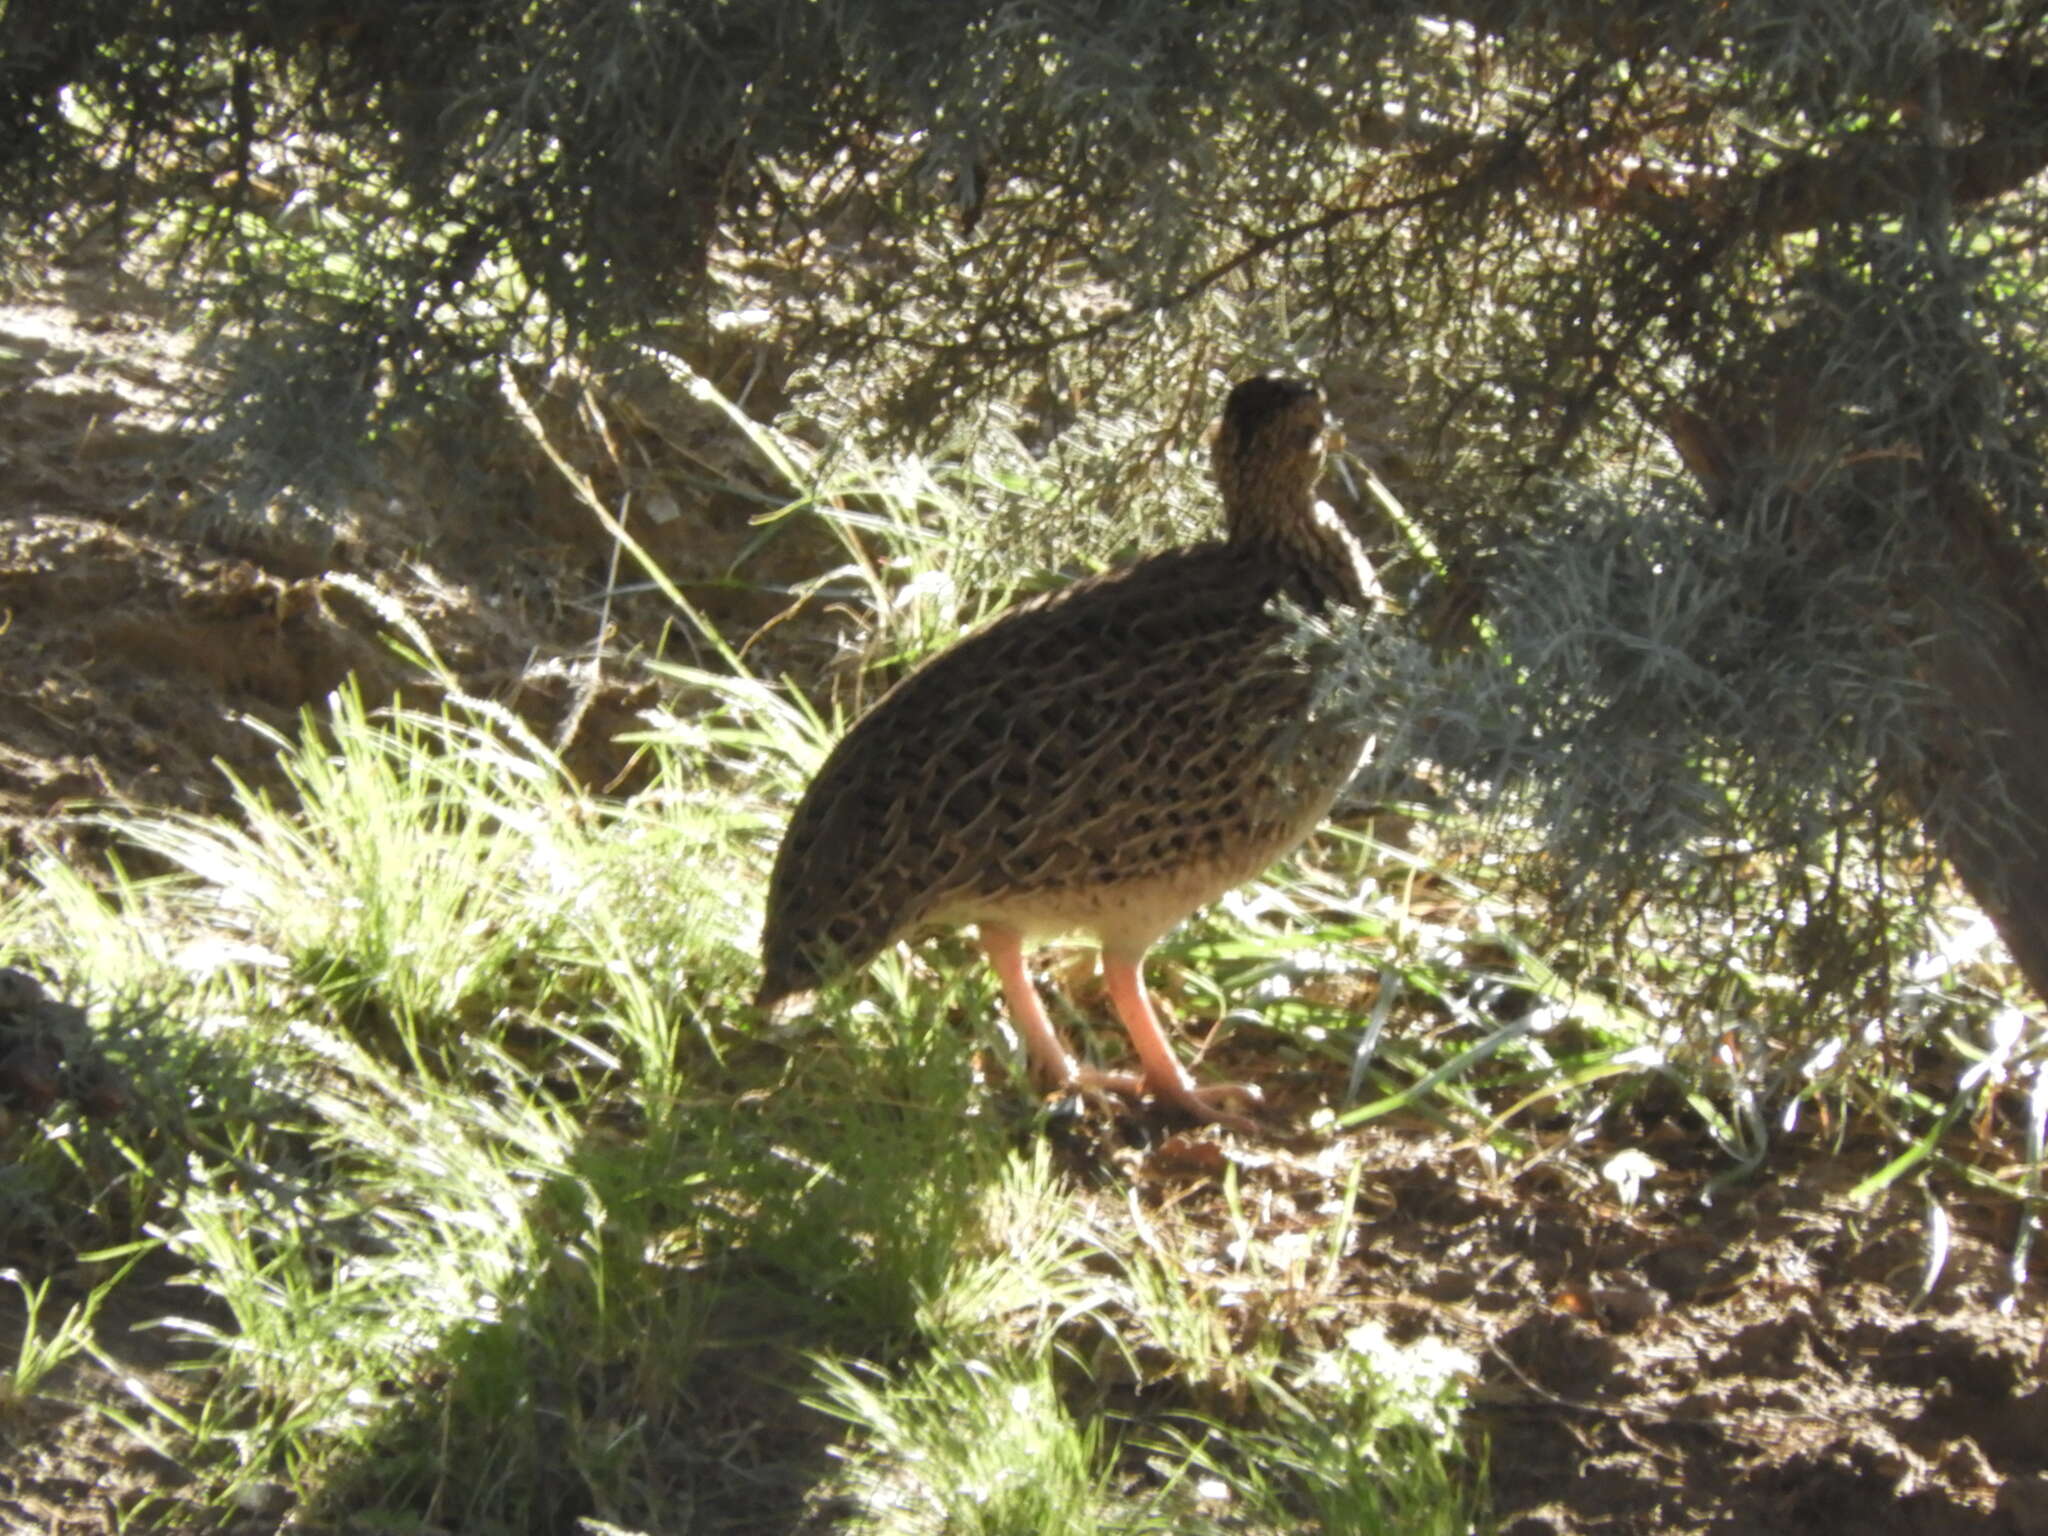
left=921, top=784, right=1342, bottom=957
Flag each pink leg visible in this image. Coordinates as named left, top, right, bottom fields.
left=1102, top=950, right=1262, bottom=1130
left=980, top=924, right=1143, bottom=1098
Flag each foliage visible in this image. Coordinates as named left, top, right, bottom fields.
left=9, top=4, right=2039, bottom=482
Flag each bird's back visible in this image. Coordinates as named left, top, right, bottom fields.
left=756, top=541, right=1367, bottom=1006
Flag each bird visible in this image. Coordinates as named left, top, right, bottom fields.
left=756, top=375, right=1379, bottom=1128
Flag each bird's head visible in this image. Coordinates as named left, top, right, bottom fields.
left=1211, top=374, right=1334, bottom=537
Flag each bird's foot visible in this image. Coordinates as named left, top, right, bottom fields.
left=1149, top=1074, right=1263, bottom=1134
left=1062, top=1065, right=1262, bottom=1133
left=1054, top=1064, right=1144, bottom=1118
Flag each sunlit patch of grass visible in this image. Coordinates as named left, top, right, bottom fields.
left=1, top=853, right=197, bottom=1004
left=1160, top=1322, right=1486, bottom=1536
left=810, top=1351, right=1120, bottom=1536
left=0, top=665, right=795, bottom=1523
left=0, top=1258, right=138, bottom=1414
left=802, top=1143, right=1489, bottom=1536
left=105, top=683, right=597, bottom=1060
left=913, top=1143, right=1107, bottom=1352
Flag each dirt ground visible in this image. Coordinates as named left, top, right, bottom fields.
left=3, top=269, right=2045, bottom=1534
left=0, top=258, right=827, bottom=860
left=1108, top=1076, right=2048, bottom=1536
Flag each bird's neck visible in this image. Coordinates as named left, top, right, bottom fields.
left=1225, top=490, right=1381, bottom=610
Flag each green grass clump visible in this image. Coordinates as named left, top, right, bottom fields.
left=1175, top=1323, right=1485, bottom=1536
left=811, top=1352, right=1117, bottom=1536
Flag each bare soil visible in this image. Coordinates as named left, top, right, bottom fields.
left=1176, top=1077, right=2048, bottom=1536
left=2, top=269, right=2044, bottom=1534
left=0, top=259, right=823, bottom=860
